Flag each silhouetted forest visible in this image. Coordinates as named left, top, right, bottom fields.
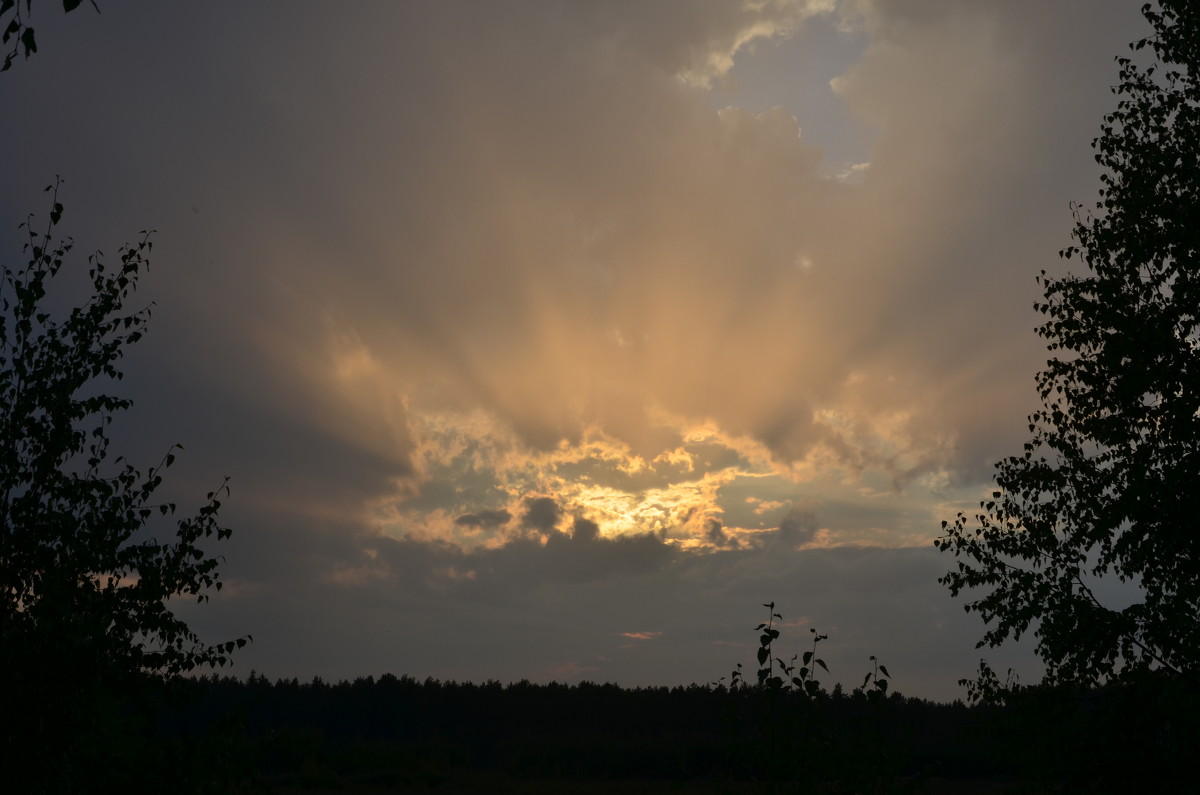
left=121, top=669, right=1194, bottom=793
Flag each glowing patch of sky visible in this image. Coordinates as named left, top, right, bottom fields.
left=365, top=404, right=976, bottom=554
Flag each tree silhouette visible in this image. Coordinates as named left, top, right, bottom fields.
left=1, top=0, right=99, bottom=72
left=938, top=1, right=1200, bottom=688
left=0, top=183, right=248, bottom=792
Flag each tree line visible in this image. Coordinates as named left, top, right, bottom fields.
left=135, top=669, right=1200, bottom=791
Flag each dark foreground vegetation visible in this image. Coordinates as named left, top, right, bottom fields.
left=83, top=666, right=1187, bottom=794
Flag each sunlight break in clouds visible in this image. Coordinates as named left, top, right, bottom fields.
left=262, top=0, right=1055, bottom=566
left=360, top=402, right=950, bottom=555
left=366, top=407, right=784, bottom=551
left=0, top=0, right=1145, bottom=699
left=214, top=0, right=1135, bottom=619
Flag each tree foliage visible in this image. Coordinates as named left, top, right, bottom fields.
left=938, top=1, right=1200, bottom=688
left=2, top=0, right=99, bottom=72
left=0, top=182, right=247, bottom=791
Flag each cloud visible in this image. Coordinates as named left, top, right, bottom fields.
left=572, top=516, right=601, bottom=542
left=456, top=509, right=513, bottom=529
left=521, top=497, right=563, bottom=534
left=1, top=1, right=1143, bottom=501
left=0, top=0, right=1143, bottom=700
left=705, top=518, right=731, bottom=548
left=777, top=506, right=819, bottom=546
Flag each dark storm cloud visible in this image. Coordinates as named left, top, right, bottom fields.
left=572, top=516, right=601, bottom=542
left=777, top=506, right=819, bottom=546
left=705, top=518, right=731, bottom=548
left=521, top=496, right=562, bottom=533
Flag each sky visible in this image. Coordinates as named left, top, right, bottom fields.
left=0, top=0, right=1151, bottom=702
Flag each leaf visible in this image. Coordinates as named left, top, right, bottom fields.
left=757, top=647, right=769, bottom=665
left=63, top=0, right=83, bottom=10
left=879, top=665, right=890, bottom=679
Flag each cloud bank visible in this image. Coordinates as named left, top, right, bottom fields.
left=0, top=0, right=1147, bottom=700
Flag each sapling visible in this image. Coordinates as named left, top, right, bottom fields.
left=724, top=602, right=834, bottom=783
